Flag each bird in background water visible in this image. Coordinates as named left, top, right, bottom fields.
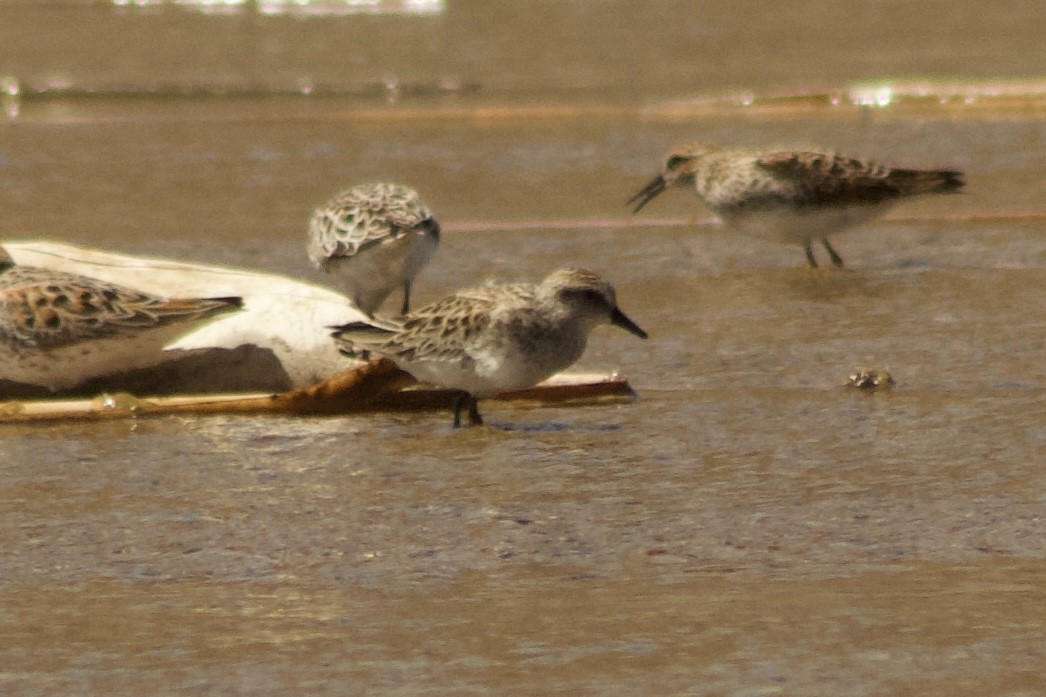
left=629, top=142, right=964, bottom=267
left=330, top=268, right=648, bottom=428
left=307, top=182, right=440, bottom=315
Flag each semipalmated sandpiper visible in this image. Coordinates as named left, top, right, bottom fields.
left=330, top=268, right=648, bottom=427
left=0, top=247, right=242, bottom=391
left=630, top=142, right=964, bottom=267
left=307, top=182, right=440, bottom=315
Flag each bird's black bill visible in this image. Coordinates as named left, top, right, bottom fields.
left=611, top=308, right=648, bottom=339
left=627, top=175, right=667, bottom=214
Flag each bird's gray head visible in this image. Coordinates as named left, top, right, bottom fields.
left=542, top=268, right=648, bottom=339
left=374, top=183, right=439, bottom=241
left=628, top=142, right=710, bottom=213
left=411, top=213, right=440, bottom=244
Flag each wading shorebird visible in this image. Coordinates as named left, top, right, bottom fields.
left=330, top=268, right=648, bottom=427
left=629, top=142, right=965, bottom=267
left=307, top=182, right=440, bottom=315
left=0, top=247, right=242, bottom=391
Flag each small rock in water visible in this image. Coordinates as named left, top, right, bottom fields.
left=847, top=368, right=895, bottom=390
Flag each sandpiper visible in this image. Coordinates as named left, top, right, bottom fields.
left=0, top=247, right=242, bottom=391
left=330, top=268, right=648, bottom=427
left=629, top=142, right=964, bottom=267
left=307, top=182, right=440, bottom=315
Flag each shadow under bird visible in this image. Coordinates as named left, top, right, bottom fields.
left=0, top=247, right=243, bottom=392
left=307, top=182, right=440, bottom=315
left=629, top=142, right=965, bottom=267
left=330, top=268, right=648, bottom=428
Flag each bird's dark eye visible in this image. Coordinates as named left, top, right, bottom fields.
left=563, top=288, right=606, bottom=306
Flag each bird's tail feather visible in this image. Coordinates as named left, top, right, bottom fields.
left=891, top=168, right=965, bottom=194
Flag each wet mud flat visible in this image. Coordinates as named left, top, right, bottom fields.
left=3, top=293, right=1046, bottom=697
left=4, top=122, right=1046, bottom=695
left=4, top=118, right=1046, bottom=694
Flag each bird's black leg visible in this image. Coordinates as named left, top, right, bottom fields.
left=822, top=238, right=845, bottom=267
left=451, top=392, right=465, bottom=428
left=400, top=280, right=412, bottom=315
left=804, top=242, right=819, bottom=268
left=467, top=396, right=483, bottom=426
left=451, top=392, right=482, bottom=428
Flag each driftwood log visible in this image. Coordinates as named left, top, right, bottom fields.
left=0, top=359, right=636, bottom=424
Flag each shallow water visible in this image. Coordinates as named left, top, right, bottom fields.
left=3, top=1, right=1046, bottom=695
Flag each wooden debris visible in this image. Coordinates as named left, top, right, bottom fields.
left=0, top=360, right=636, bottom=424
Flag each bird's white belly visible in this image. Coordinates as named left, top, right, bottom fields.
left=398, top=353, right=562, bottom=397
left=722, top=204, right=893, bottom=245
left=1, top=324, right=196, bottom=391
left=397, top=331, right=586, bottom=398
left=328, top=233, right=437, bottom=313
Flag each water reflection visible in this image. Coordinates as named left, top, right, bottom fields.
left=0, top=75, right=17, bottom=120
left=257, top=0, right=444, bottom=16
left=109, top=0, right=445, bottom=16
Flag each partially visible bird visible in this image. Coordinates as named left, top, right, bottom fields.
left=0, top=246, right=242, bottom=391
left=330, top=268, right=648, bottom=427
left=629, top=142, right=965, bottom=267
left=307, top=182, right=440, bottom=315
